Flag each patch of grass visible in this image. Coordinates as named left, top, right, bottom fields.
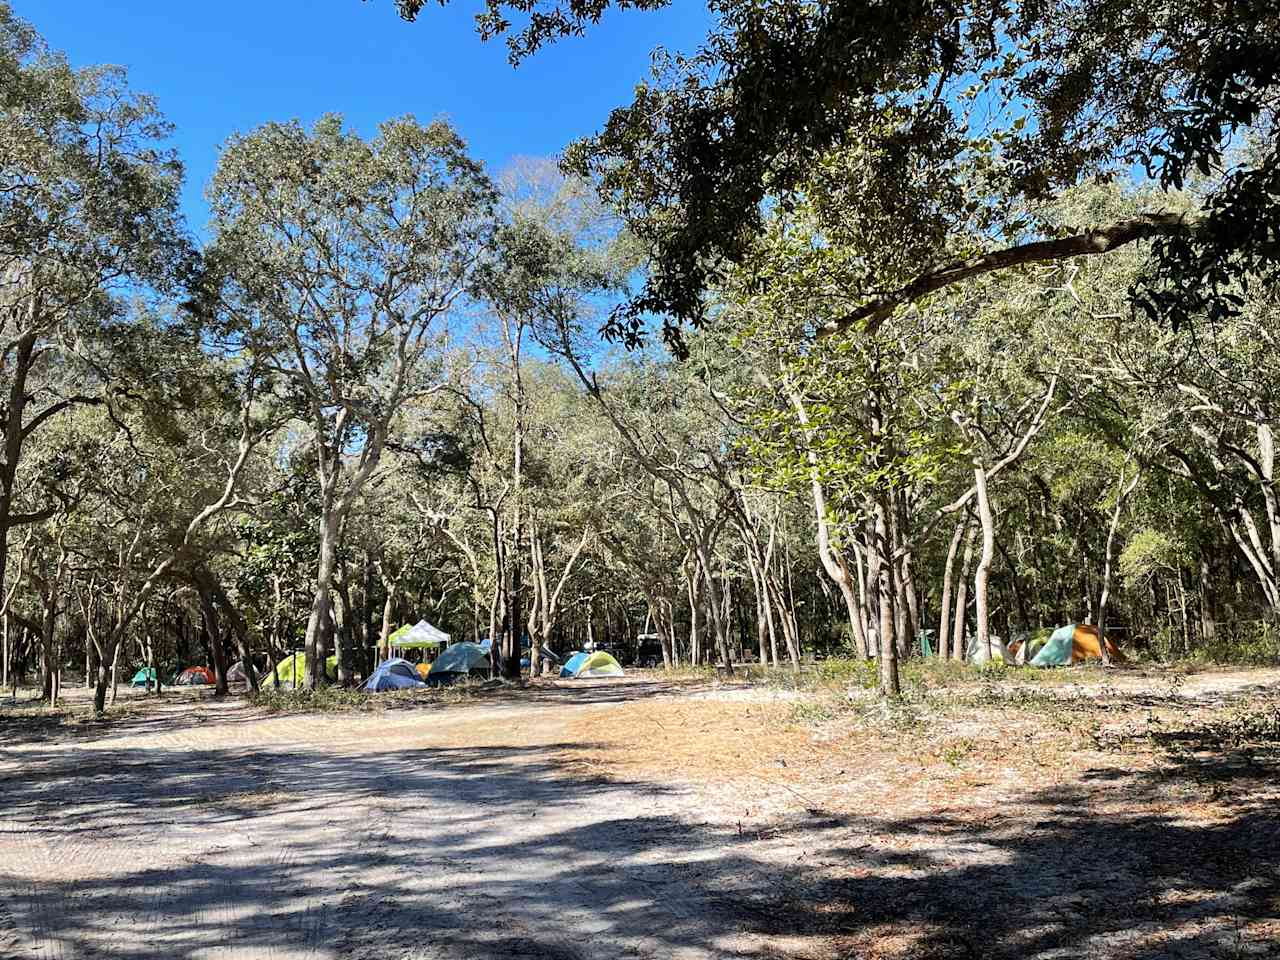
left=248, top=680, right=489, bottom=714
left=789, top=699, right=837, bottom=725
left=939, top=737, right=979, bottom=767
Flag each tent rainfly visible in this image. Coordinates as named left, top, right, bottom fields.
left=562, top=651, right=624, bottom=679
left=429, top=642, right=489, bottom=678
left=271, top=652, right=337, bottom=686
left=365, top=658, right=426, bottom=692
left=1029, top=624, right=1125, bottom=666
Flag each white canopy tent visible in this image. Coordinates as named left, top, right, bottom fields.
left=390, top=619, right=451, bottom=651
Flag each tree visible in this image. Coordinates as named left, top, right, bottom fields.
left=205, top=115, right=496, bottom=688
left=0, top=3, right=187, bottom=632
left=393, top=0, right=1280, bottom=346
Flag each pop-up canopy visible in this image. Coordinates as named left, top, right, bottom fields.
left=388, top=620, right=451, bottom=649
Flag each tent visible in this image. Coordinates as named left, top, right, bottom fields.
left=562, top=651, right=624, bottom=679
left=559, top=651, right=588, bottom=677
left=365, top=658, right=427, bottom=692
left=129, top=667, right=158, bottom=687
left=965, top=633, right=1011, bottom=665
left=388, top=620, right=451, bottom=650
left=1029, top=624, right=1125, bottom=667
left=428, top=641, right=490, bottom=680
left=271, top=652, right=338, bottom=687
left=175, top=666, right=215, bottom=686
left=227, top=661, right=253, bottom=685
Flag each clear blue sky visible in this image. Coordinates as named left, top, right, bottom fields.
left=32, top=0, right=711, bottom=238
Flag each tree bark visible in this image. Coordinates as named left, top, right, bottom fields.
left=937, top=521, right=966, bottom=660
left=973, top=461, right=997, bottom=661
left=952, top=523, right=978, bottom=660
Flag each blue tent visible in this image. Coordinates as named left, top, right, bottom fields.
left=559, top=652, right=588, bottom=678
left=365, top=658, right=426, bottom=692
left=429, top=642, right=490, bottom=678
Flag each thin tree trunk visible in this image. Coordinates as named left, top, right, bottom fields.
left=973, top=461, right=997, bottom=661
left=937, top=521, right=966, bottom=660
left=952, top=524, right=978, bottom=660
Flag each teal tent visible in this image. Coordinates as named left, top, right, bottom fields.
left=1029, top=625, right=1076, bottom=667
left=429, top=642, right=489, bottom=678
left=130, top=667, right=158, bottom=687
left=918, top=630, right=936, bottom=657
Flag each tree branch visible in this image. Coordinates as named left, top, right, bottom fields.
left=822, top=213, right=1202, bottom=338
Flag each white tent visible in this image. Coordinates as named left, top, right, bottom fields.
left=394, top=620, right=451, bottom=649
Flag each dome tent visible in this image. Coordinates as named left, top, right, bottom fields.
left=562, top=651, right=624, bottom=679
left=965, top=634, right=1012, bottom=665
left=559, top=651, right=588, bottom=678
left=175, top=666, right=215, bottom=686
left=270, top=652, right=338, bottom=687
left=129, top=667, right=158, bottom=687
left=1029, top=624, right=1125, bottom=666
left=428, top=642, right=490, bottom=682
left=365, top=658, right=426, bottom=692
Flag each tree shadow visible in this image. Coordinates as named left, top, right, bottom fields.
left=0, top=719, right=1277, bottom=958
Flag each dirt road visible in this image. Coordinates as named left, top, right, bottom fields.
left=2, top=670, right=1279, bottom=959
left=0, top=681, right=798, bottom=959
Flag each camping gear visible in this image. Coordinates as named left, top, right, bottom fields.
left=1029, top=624, right=1125, bottom=667
left=365, top=658, right=427, bottom=692
left=271, top=652, right=338, bottom=687
left=416, top=662, right=431, bottom=680
left=175, top=666, right=215, bottom=686
left=559, top=651, right=588, bottom=677
left=429, top=641, right=490, bottom=678
left=965, top=634, right=1010, bottom=665
left=388, top=620, right=451, bottom=650
left=227, top=660, right=255, bottom=685
left=562, top=651, right=625, bottom=679
left=129, top=667, right=158, bottom=687
left=918, top=630, right=936, bottom=658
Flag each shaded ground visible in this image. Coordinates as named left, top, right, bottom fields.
left=1, top=668, right=1278, bottom=958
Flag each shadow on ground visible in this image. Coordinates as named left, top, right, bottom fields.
left=0, top=699, right=1277, bottom=958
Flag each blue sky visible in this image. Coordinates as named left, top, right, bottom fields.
left=32, top=0, right=711, bottom=238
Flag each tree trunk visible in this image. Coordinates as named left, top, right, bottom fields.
left=973, top=461, right=997, bottom=661
left=937, top=521, right=966, bottom=660
left=304, top=506, right=341, bottom=689
left=197, top=581, right=230, bottom=696
left=952, top=523, right=978, bottom=660
left=1098, top=465, right=1139, bottom=668
left=874, top=498, right=899, bottom=697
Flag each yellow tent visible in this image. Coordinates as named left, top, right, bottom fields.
left=270, top=652, right=338, bottom=685
left=573, top=651, right=624, bottom=678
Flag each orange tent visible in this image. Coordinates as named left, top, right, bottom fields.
left=1024, top=624, right=1125, bottom=666
left=176, top=666, right=216, bottom=685
left=1070, top=625, right=1126, bottom=662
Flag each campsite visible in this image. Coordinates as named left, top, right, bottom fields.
left=4, top=1, right=1280, bottom=958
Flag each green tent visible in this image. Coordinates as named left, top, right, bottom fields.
left=130, top=667, right=158, bottom=687
left=271, top=652, right=338, bottom=685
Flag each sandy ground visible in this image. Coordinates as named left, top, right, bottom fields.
left=1, top=668, right=1279, bottom=959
